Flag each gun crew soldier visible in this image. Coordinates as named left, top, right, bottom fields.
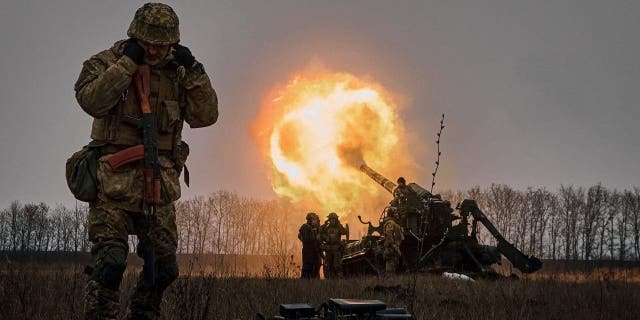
left=382, top=207, right=404, bottom=273
left=71, top=3, right=218, bottom=319
left=298, top=212, right=322, bottom=279
left=319, top=212, right=348, bottom=278
left=391, top=177, right=419, bottom=231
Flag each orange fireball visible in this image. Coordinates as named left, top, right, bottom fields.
left=252, top=68, right=415, bottom=216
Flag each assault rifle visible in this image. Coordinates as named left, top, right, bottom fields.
left=106, top=64, right=160, bottom=286
left=256, top=298, right=415, bottom=320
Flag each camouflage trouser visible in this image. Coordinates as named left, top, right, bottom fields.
left=85, top=200, right=178, bottom=320
left=301, top=247, right=321, bottom=279
left=323, top=248, right=343, bottom=278
left=383, top=246, right=400, bottom=273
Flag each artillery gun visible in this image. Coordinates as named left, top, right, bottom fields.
left=341, top=164, right=542, bottom=277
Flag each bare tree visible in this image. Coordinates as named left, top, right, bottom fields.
left=600, top=191, right=620, bottom=260
left=630, top=187, right=640, bottom=261
left=0, top=208, right=8, bottom=251
left=559, top=186, right=584, bottom=260
left=616, top=190, right=633, bottom=261
left=485, top=184, right=521, bottom=247
left=547, top=195, right=561, bottom=259
left=582, top=184, right=607, bottom=260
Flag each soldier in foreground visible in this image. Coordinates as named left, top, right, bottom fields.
left=74, top=3, right=218, bottom=319
left=298, top=212, right=322, bottom=279
left=319, top=212, right=348, bottom=278
left=382, top=208, right=404, bottom=273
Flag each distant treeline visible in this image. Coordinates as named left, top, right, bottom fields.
left=1, top=185, right=639, bottom=262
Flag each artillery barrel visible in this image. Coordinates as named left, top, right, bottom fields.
left=359, top=164, right=396, bottom=194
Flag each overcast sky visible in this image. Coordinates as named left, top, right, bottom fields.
left=0, top=0, right=638, bottom=208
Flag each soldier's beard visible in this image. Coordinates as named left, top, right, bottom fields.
left=144, top=56, right=162, bottom=66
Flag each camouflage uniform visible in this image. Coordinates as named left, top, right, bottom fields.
left=298, top=212, right=321, bottom=279
left=392, top=177, right=418, bottom=230
left=319, top=213, right=347, bottom=278
left=75, top=4, right=217, bottom=320
left=383, top=215, right=404, bottom=273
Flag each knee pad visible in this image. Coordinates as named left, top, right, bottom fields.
left=91, top=246, right=127, bottom=290
left=155, top=255, right=179, bottom=291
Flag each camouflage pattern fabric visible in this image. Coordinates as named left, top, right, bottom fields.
left=323, top=248, right=343, bottom=278
left=96, top=154, right=180, bottom=213
left=393, top=184, right=420, bottom=231
left=393, top=184, right=412, bottom=211
left=319, top=220, right=347, bottom=278
left=128, top=255, right=179, bottom=320
left=76, top=5, right=218, bottom=318
left=383, top=218, right=404, bottom=273
left=75, top=40, right=218, bottom=151
left=127, top=3, right=180, bottom=45
left=85, top=201, right=178, bottom=320
left=320, top=220, right=347, bottom=245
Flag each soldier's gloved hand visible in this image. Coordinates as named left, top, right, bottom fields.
left=172, top=44, right=195, bottom=68
left=123, top=38, right=145, bottom=65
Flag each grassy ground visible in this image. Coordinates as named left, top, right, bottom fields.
left=1, top=262, right=640, bottom=320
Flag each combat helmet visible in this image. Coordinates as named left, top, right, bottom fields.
left=327, top=212, right=339, bottom=220
left=127, top=3, right=180, bottom=45
left=397, top=177, right=406, bottom=185
left=306, top=212, right=319, bottom=222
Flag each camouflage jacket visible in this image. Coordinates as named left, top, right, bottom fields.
left=393, top=185, right=418, bottom=212
left=298, top=223, right=321, bottom=250
left=319, top=222, right=347, bottom=246
left=74, top=40, right=218, bottom=212
left=383, top=218, right=404, bottom=248
left=74, top=40, right=218, bottom=150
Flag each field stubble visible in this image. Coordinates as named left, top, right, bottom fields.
left=1, top=262, right=639, bottom=320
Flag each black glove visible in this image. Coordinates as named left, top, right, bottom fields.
left=172, top=44, right=195, bottom=68
left=123, top=38, right=145, bottom=65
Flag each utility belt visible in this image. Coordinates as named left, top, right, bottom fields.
left=65, top=139, right=190, bottom=204
left=102, top=140, right=190, bottom=185
left=98, top=143, right=174, bottom=157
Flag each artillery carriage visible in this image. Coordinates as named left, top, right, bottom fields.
left=341, top=164, right=542, bottom=277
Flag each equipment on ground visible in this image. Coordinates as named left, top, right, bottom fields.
left=256, top=298, right=415, bottom=320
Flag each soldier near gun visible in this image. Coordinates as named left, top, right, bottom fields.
left=298, top=212, right=322, bottom=279
left=392, top=177, right=418, bottom=230
left=319, top=212, right=348, bottom=278
left=74, top=3, right=218, bottom=319
left=382, top=208, right=404, bottom=273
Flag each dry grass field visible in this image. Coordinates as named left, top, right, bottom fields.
left=1, top=260, right=640, bottom=320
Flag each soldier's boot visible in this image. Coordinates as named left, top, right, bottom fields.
left=85, top=279, right=120, bottom=320
left=84, top=246, right=127, bottom=320
left=128, top=255, right=179, bottom=320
